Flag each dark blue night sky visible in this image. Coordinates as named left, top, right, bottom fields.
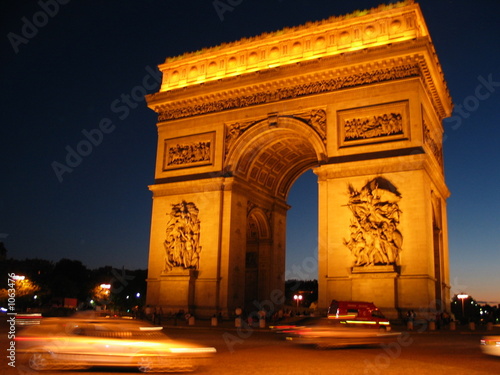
left=1, top=0, right=499, bottom=303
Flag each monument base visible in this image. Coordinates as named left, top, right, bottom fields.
left=351, top=265, right=399, bottom=319
left=158, top=268, right=197, bottom=313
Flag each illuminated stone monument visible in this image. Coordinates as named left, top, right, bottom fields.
left=145, top=0, right=452, bottom=318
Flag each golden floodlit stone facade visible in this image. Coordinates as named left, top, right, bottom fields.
left=145, top=0, right=452, bottom=318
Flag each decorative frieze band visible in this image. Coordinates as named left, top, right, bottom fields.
left=155, top=64, right=420, bottom=121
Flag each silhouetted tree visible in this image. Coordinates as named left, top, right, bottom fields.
left=49, top=259, right=91, bottom=302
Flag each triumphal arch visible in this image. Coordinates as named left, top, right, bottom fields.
left=145, top=1, right=452, bottom=318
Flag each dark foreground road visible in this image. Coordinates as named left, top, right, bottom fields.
left=2, top=319, right=500, bottom=375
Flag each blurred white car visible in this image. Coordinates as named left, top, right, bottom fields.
left=16, top=317, right=216, bottom=372
left=480, top=336, right=500, bottom=357
left=274, top=317, right=400, bottom=349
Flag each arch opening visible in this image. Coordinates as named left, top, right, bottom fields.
left=285, top=169, right=319, bottom=287
left=226, top=117, right=326, bottom=200
left=230, top=119, right=323, bottom=313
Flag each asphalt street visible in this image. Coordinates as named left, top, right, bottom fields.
left=2, top=318, right=500, bottom=375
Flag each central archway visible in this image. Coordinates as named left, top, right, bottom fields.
left=225, top=116, right=326, bottom=199
left=225, top=116, right=325, bottom=312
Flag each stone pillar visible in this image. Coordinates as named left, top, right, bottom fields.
left=158, top=269, right=197, bottom=313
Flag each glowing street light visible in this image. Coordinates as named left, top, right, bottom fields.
left=458, top=293, right=469, bottom=319
left=293, top=294, right=303, bottom=308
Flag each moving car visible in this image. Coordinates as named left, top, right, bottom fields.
left=327, top=300, right=391, bottom=331
left=16, top=317, right=216, bottom=372
left=15, top=313, right=43, bottom=326
left=276, top=317, right=399, bottom=349
left=480, top=336, right=500, bottom=357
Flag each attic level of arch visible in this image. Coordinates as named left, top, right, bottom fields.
left=158, top=4, right=427, bottom=92
left=148, top=42, right=452, bottom=124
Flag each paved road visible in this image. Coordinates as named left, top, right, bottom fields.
left=2, top=318, right=500, bottom=375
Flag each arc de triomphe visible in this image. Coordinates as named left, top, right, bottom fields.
left=145, top=1, right=452, bottom=318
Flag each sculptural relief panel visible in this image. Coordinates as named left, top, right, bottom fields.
left=343, top=177, right=403, bottom=268
left=163, top=132, right=215, bottom=171
left=163, top=201, right=202, bottom=272
left=338, top=101, right=409, bottom=147
left=423, top=115, right=443, bottom=170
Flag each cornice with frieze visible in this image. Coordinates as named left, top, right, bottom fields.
left=152, top=61, right=421, bottom=122
left=148, top=36, right=452, bottom=120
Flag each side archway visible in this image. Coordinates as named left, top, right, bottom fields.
left=245, top=207, right=272, bottom=312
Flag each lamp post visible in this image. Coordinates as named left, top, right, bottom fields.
left=457, top=293, right=468, bottom=321
left=293, top=294, right=303, bottom=308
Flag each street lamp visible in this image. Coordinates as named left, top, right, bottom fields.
left=457, top=293, right=469, bottom=321
left=293, top=294, right=303, bottom=308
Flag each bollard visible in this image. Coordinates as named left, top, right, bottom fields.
left=449, top=321, right=456, bottom=330
left=259, top=318, right=266, bottom=328
left=428, top=321, right=436, bottom=331
left=487, top=322, right=493, bottom=331
left=407, top=321, right=414, bottom=331
left=469, top=321, right=475, bottom=331
left=211, top=316, right=218, bottom=327
left=235, top=317, right=242, bottom=328
left=188, top=316, right=195, bottom=326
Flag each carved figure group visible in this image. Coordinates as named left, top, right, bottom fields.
left=164, top=201, right=201, bottom=271
left=344, top=177, right=403, bottom=267
left=344, top=112, right=403, bottom=141
left=167, top=141, right=210, bottom=166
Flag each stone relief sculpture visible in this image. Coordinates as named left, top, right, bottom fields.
left=225, top=119, right=256, bottom=155
left=164, top=201, right=201, bottom=271
left=293, top=109, right=327, bottom=142
left=225, top=108, right=327, bottom=155
left=167, top=141, right=211, bottom=166
left=423, top=120, right=443, bottom=168
left=344, top=112, right=403, bottom=141
left=343, top=177, right=403, bottom=267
